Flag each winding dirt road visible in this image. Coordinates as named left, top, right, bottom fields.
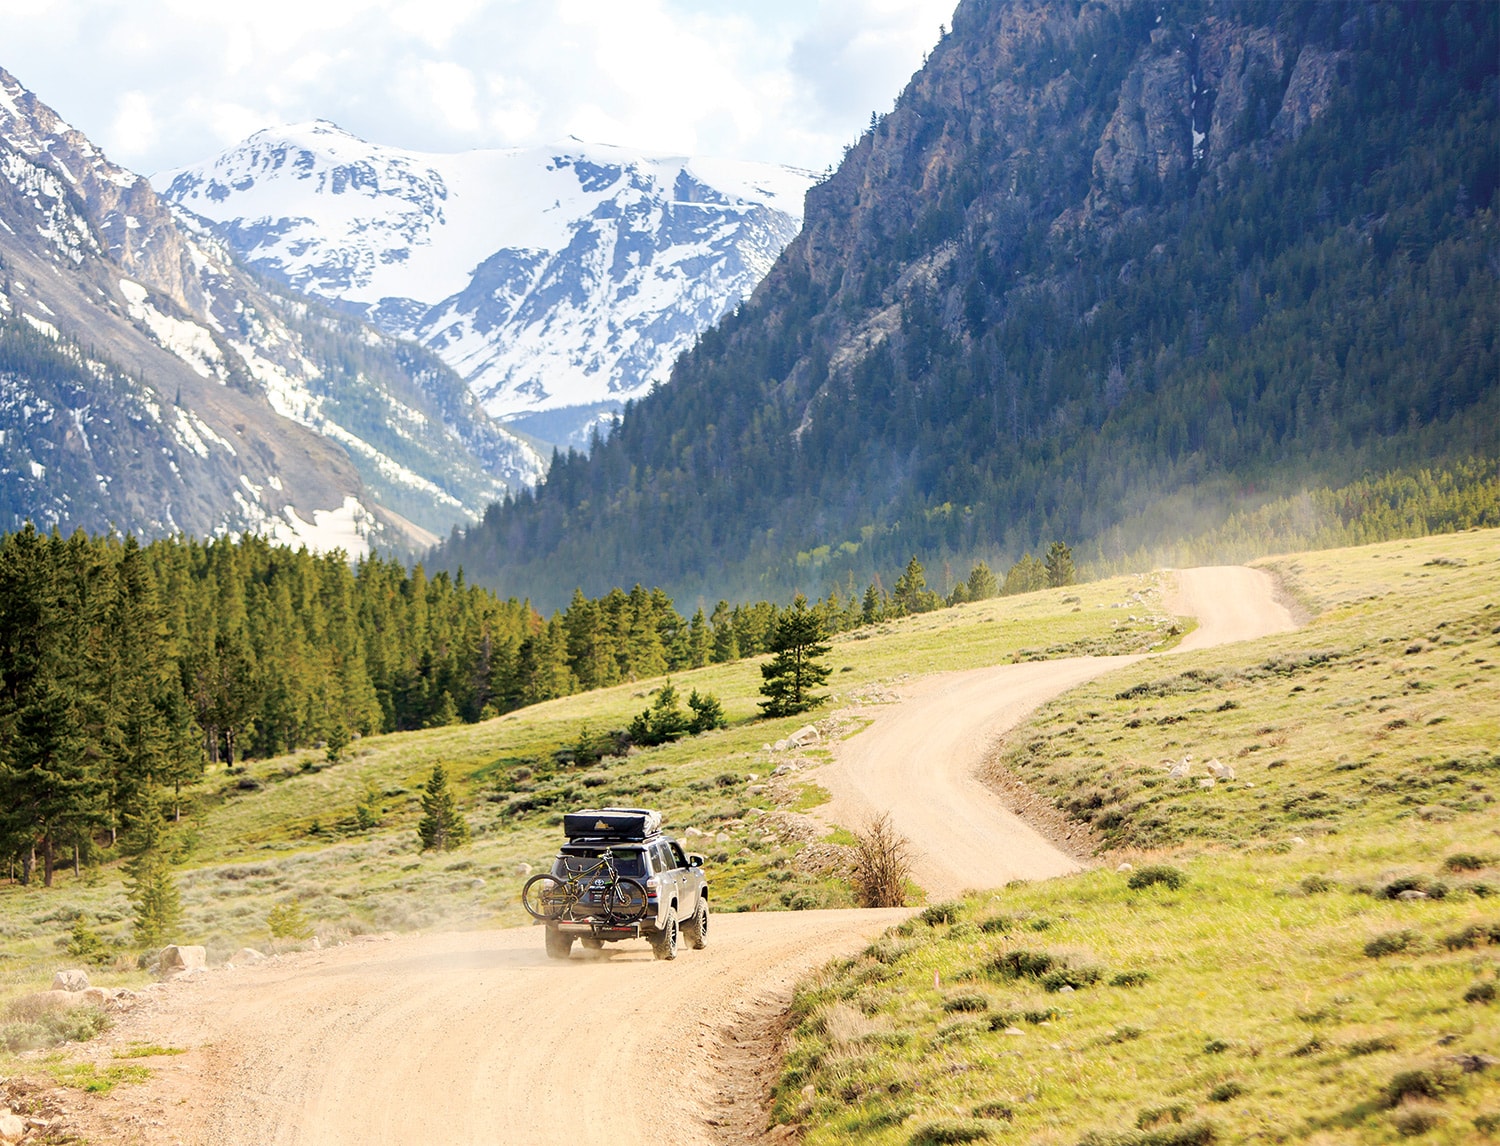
left=77, top=567, right=1294, bottom=1146
left=808, top=566, right=1296, bottom=898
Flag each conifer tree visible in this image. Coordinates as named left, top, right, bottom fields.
left=122, top=804, right=182, bottom=949
left=758, top=595, right=832, bottom=718
left=1045, top=541, right=1076, bottom=588
left=966, top=561, right=999, bottom=600
left=627, top=679, right=689, bottom=746
left=686, top=608, right=711, bottom=668
left=417, top=764, right=469, bottom=851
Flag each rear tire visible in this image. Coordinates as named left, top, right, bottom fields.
left=682, top=898, right=709, bottom=950
left=544, top=928, right=574, bottom=960
left=651, top=913, right=679, bottom=961
left=580, top=937, right=603, bottom=950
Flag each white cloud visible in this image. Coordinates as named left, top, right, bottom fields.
left=0, top=0, right=956, bottom=174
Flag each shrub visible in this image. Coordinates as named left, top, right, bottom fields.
left=1441, top=922, right=1500, bottom=950
left=1207, top=1081, right=1245, bottom=1102
left=1, top=998, right=109, bottom=1051
left=1023, top=1007, right=1062, bottom=1024
left=942, top=993, right=989, bottom=1013
left=1443, top=852, right=1489, bottom=872
left=922, top=902, right=962, bottom=926
left=852, top=814, right=914, bottom=908
left=64, top=916, right=113, bottom=966
left=1379, top=875, right=1447, bottom=899
left=1042, top=965, right=1103, bottom=992
left=1300, top=875, right=1336, bottom=894
left=978, top=916, right=1013, bottom=934
left=990, top=950, right=1058, bottom=979
left=1382, top=1066, right=1463, bottom=1107
left=1078, top=1123, right=1216, bottom=1146
left=1464, top=981, right=1496, bottom=1004
left=1128, top=865, right=1186, bottom=891
left=972, top=1102, right=1014, bottom=1121
left=1349, top=1036, right=1399, bottom=1055
left=1364, top=929, right=1423, bottom=957
left=1111, top=970, right=1151, bottom=987
left=1203, top=1039, right=1231, bottom=1054
left=1392, top=1108, right=1446, bottom=1137
left=909, top=1118, right=998, bottom=1144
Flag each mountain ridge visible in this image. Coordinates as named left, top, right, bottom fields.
left=0, top=66, right=544, bottom=552
left=433, top=0, right=1499, bottom=611
left=157, top=124, right=815, bottom=445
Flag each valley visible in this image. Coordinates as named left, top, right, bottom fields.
left=10, top=542, right=1489, bottom=1145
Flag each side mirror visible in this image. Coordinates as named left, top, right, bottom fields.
left=688, top=853, right=704, bottom=867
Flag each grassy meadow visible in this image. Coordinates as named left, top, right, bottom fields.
left=0, top=568, right=1177, bottom=1005
left=777, top=529, right=1500, bottom=1144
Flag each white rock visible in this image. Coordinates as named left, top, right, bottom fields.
left=1002, top=1026, right=1026, bottom=1036
left=1396, top=889, right=1428, bottom=901
left=773, top=739, right=790, bottom=752
left=51, top=969, right=89, bottom=992
left=309, top=936, right=322, bottom=950
left=1116, top=862, right=1134, bottom=873
left=469, top=877, right=486, bottom=889
left=230, top=948, right=267, bottom=966
left=747, top=784, right=767, bottom=795
left=1205, top=758, right=1236, bottom=780
left=746, top=773, right=759, bottom=782
left=715, top=832, right=730, bottom=843
left=1290, top=836, right=1307, bottom=846
left=684, top=827, right=704, bottom=838
left=1198, top=777, right=1215, bottom=789
left=158, top=945, right=207, bottom=977
left=514, top=862, right=533, bottom=877
left=0, top=1112, right=24, bottom=1142
left=789, top=725, right=821, bottom=747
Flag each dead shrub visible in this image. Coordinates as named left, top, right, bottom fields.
left=852, top=813, right=914, bottom=908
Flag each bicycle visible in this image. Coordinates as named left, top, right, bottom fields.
left=521, top=849, right=649, bottom=926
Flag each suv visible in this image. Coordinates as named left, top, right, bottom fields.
left=542, top=808, right=709, bottom=961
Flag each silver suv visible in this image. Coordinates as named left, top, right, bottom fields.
left=544, top=833, right=709, bottom=961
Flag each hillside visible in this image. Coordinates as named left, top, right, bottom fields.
left=0, top=68, right=542, bottom=550
left=436, top=0, right=1499, bottom=610
left=1, top=532, right=1495, bottom=1144
left=158, top=125, right=813, bottom=448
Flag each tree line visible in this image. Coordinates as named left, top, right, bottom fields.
left=0, top=523, right=1075, bottom=885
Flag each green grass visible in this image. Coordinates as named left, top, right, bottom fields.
left=993, top=532, right=1500, bottom=850
left=42, top=1058, right=150, bottom=1094
left=0, top=571, right=1177, bottom=995
left=775, top=530, right=1500, bottom=1144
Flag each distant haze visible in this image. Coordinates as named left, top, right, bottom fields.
left=0, top=0, right=956, bottom=175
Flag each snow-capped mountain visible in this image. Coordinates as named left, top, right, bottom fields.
left=156, top=123, right=814, bottom=445
left=0, top=68, right=543, bottom=554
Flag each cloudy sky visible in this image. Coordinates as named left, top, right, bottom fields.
left=0, top=0, right=957, bottom=176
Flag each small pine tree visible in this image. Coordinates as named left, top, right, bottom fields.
left=123, top=808, right=182, bottom=949
left=686, top=689, right=727, bottom=734
left=65, top=915, right=113, bottom=966
left=354, top=783, right=382, bottom=830
left=966, top=561, right=999, bottom=600
left=1045, top=541, right=1076, bottom=588
left=325, top=721, right=350, bottom=763
left=417, top=764, right=470, bottom=851
left=759, top=595, right=832, bottom=718
left=267, top=900, right=314, bottom=940
left=627, top=680, right=690, bottom=746
left=861, top=582, right=884, bottom=625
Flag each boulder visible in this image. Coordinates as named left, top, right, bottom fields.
left=684, top=827, right=704, bottom=838
left=1116, top=862, right=1134, bottom=873
left=158, top=945, right=207, bottom=977
left=468, top=878, right=486, bottom=890
left=514, top=862, right=533, bottom=878
left=51, top=968, right=90, bottom=992
left=715, top=832, right=730, bottom=844
left=1396, top=889, right=1428, bottom=901
left=789, top=725, right=820, bottom=747
left=230, top=948, right=267, bottom=966
left=0, top=1111, right=24, bottom=1143
left=1198, top=777, right=1216, bottom=790
left=1205, top=758, right=1236, bottom=780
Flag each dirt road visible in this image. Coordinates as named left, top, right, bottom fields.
left=807, top=565, right=1296, bottom=898
left=76, top=567, right=1293, bottom=1145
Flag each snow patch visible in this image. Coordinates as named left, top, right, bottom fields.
left=22, top=313, right=59, bottom=339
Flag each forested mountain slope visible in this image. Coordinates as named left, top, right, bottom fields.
left=438, top=0, right=1498, bottom=611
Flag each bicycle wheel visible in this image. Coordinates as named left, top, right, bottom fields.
left=602, top=877, right=649, bottom=923
left=521, top=874, right=572, bottom=921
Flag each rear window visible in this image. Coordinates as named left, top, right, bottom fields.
left=553, top=848, right=645, bottom=880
